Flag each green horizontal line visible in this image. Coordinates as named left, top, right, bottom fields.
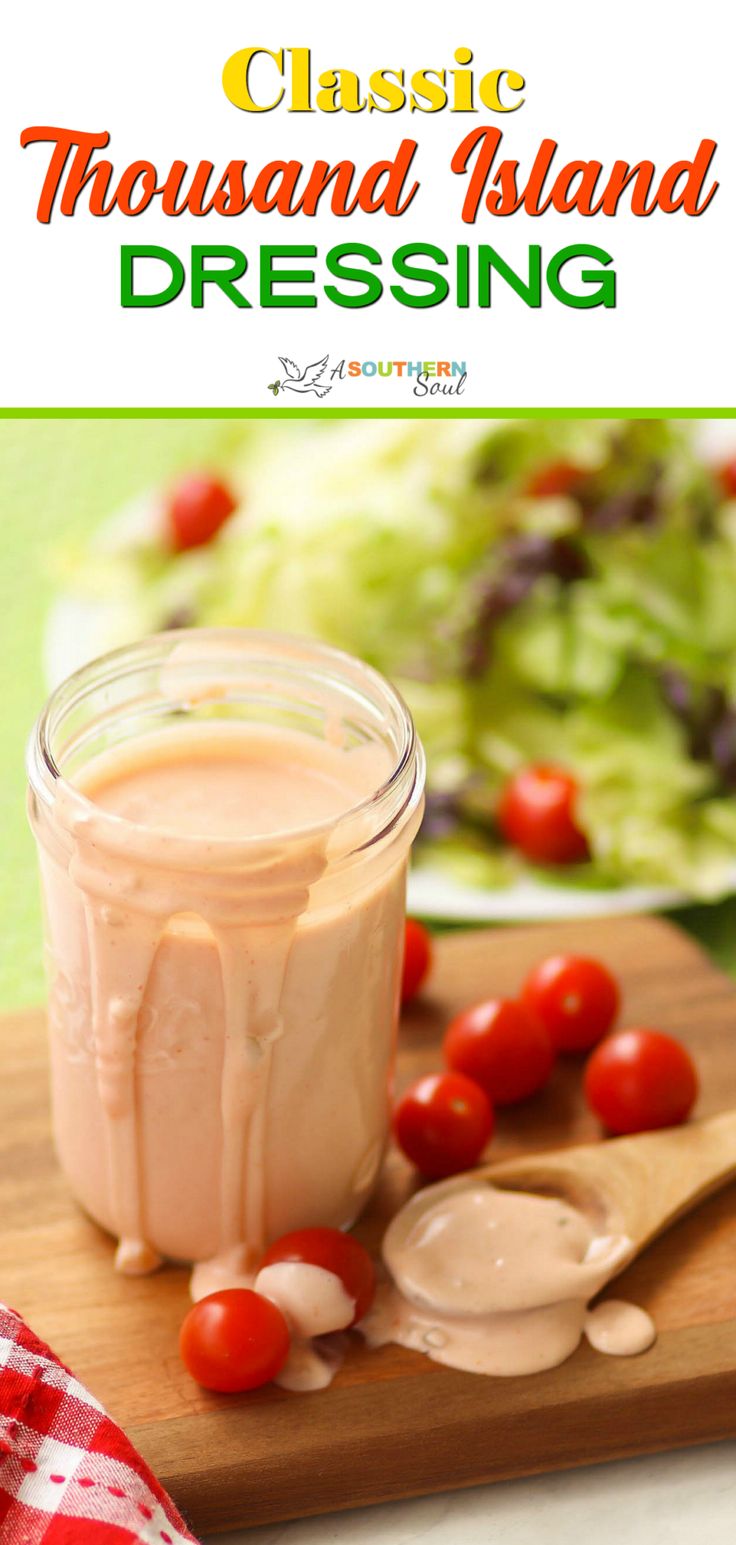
left=1, top=407, right=735, bottom=420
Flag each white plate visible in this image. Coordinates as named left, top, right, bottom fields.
left=406, top=868, right=693, bottom=923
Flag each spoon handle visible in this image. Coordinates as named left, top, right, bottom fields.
left=486, top=1110, right=736, bottom=1251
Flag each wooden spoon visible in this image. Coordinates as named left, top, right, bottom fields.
left=482, top=1109, right=736, bottom=1264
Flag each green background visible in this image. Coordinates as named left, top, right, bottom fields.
left=2, top=417, right=736, bottom=1011
left=0, top=419, right=241, bottom=1008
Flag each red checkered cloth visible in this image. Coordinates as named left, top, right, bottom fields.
left=0, top=1303, right=200, bottom=1544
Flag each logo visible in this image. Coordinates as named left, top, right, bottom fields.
left=266, top=354, right=468, bottom=399
left=267, top=355, right=332, bottom=398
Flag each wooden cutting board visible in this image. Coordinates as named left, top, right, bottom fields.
left=2, top=915, right=736, bottom=1535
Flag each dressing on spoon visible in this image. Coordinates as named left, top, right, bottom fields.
left=364, top=1109, right=736, bottom=1377
left=362, top=1179, right=652, bottom=1375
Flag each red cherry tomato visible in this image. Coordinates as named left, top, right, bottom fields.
left=167, top=473, right=237, bottom=552
left=179, top=1288, right=290, bottom=1393
left=498, top=765, right=589, bottom=866
left=394, top=1072, right=494, bottom=1178
left=584, top=1028, right=698, bottom=1135
left=260, top=1226, right=375, bottom=1325
left=523, top=955, right=620, bottom=1053
left=402, top=918, right=432, bottom=1003
left=718, top=458, right=736, bottom=500
left=525, top=460, right=583, bottom=499
left=443, top=998, right=555, bottom=1105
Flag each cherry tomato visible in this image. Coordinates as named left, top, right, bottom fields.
left=498, top=765, right=589, bottom=866
left=402, top=918, right=432, bottom=1003
left=718, top=458, right=736, bottom=500
left=394, top=1072, right=494, bottom=1179
left=523, top=955, right=620, bottom=1053
left=260, top=1226, right=375, bottom=1325
left=525, top=461, right=582, bottom=499
left=179, top=1288, right=290, bottom=1393
left=443, top=998, right=555, bottom=1104
left=167, top=473, right=237, bottom=552
left=584, top=1028, right=698, bottom=1135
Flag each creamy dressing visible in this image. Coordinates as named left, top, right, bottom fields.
left=253, top=1263, right=355, bottom=1337
left=85, top=726, right=378, bottom=838
left=273, top=1334, right=349, bottom=1393
left=38, top=719, right=412, bottom=1293
left=362, top=1180, right=654, bottom=1376
left=253, top=1262, right=354, bottom=1391
left=584, top=1299, right=656, bottom=1356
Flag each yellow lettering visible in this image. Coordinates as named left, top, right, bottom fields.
left=479, top=68, right=526, bottom=112
left=450, top=47, right=474, bottom=111
left=367, top=69, right=406, bottom=113
left=409, top=69, right=447, bottom=113
left=316, top=69, right=366, bottom=113
left=222, top=47, right=285, bottom=112
left=288, top=48, right=313, bottom=112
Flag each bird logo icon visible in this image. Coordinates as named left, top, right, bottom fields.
left=267, top=355, right=332, bottom=398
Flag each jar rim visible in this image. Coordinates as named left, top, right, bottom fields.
left=27, top=628, right=425, bottom=862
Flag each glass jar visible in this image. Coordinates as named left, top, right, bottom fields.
left=27, top=629, right=425, bottom=1281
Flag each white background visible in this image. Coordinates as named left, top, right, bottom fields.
left=1, top=0, right=734, bottom=408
